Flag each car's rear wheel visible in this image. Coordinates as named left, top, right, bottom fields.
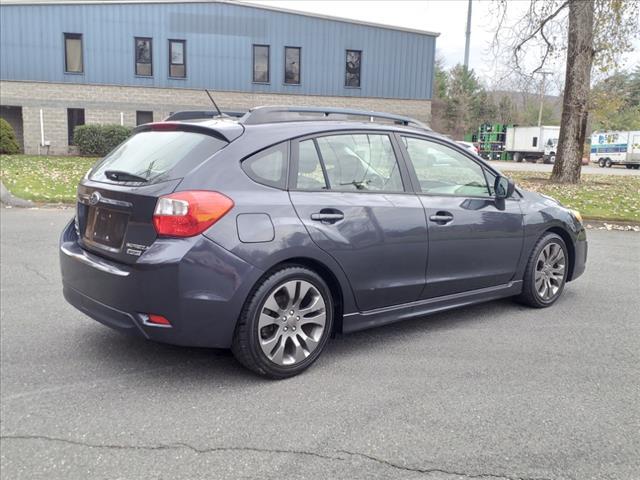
left=517, top=233, right=568, bottom=308
left=605, top=158, right=613, bottom=168
left=598, top=158, right=606, bottom=168
left=232, top=266, right=333, bottom=379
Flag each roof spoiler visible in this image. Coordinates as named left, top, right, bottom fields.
left=164, top=110, right=245, bottom=121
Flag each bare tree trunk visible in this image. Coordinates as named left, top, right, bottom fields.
left=550, top=0, right=594, bottom=184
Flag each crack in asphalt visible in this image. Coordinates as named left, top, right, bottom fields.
left=338, top=450, right=554, bottom=480
left=0, top=434, right=344, bottom=462
left=22, top=263, right=49, bottom=282
left=1, top=434, right=556, bottom=480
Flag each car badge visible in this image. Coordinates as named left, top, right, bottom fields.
left=89, top=191, right=101, bottom=206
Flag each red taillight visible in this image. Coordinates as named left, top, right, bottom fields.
left=148, top=314, right=171, bottom=326
left=153, top=191, right=234, bottom=237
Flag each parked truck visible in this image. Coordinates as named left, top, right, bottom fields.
left=590, top=131, right=640, bottom=169
left=505, top=125, right=560, bottom=163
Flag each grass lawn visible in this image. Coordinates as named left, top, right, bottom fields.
left=1, top=154, right=639, bottom=222
left=504, top=170, right=640, bottom=223
left=1, top=155, right=97, bottom=203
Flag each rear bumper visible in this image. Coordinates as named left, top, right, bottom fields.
left=59, top=220, right=263, bottom=348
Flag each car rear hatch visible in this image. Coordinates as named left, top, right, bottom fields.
left=75, top=122, right=238, bottom=264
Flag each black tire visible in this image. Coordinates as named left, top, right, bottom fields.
left=517, top=233, right=569, bottom=308
left=605, top=158, right=613, bottom=168
left=598, top=158, right=606, bottom=168
left=633, top=165, right=640, bottom=170
left=231, top=265, right=334, bottom=379
left=626, top=164, right=633, bottom=169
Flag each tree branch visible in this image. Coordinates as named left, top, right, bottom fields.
left=514, top=0, right=569, bottom=54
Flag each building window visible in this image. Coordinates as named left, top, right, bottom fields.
left=64, top=33, right=83, bottom=73
left=253, top=44, right=270, bottom=83
left=67, top=108, right=85, bottom=145
left=136, top=111, right=154, bottom=125
left=135, top=37, right=153, bottom=76
left=345, top=49, right=362, bottom=87
left=284, top=47, right=301, bottom=85
left=169, top=39, right=186, bottom=78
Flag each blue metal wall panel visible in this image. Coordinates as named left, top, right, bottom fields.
left=0, top=2, right=436, bottom=99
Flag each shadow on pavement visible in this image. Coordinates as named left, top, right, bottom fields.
left=69, top=294, right=541, bottom=384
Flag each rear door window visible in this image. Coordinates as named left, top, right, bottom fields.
left=294, top=140, right=328, bottom=190
left=315, top=133, right=404, bottom=192
left=90, top=130, right=227, bottom=184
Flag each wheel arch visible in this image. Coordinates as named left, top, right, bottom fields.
left=257, top=257, right=347, bottom=334
left=544, top=226, right=576, bottom=281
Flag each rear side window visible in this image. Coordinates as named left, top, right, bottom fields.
left=241, top=143, right=288, bottom=189
left=90, top=130, right=227, bottom=183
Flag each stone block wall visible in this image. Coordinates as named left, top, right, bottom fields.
left=0, top=81, right=431, bottom=155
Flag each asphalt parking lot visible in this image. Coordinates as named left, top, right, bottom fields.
left=1, top=208, right=639, bottom=480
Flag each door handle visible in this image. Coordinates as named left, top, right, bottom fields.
left=429, top=211, right=454, bottom=224
left=311, top=209, right=344, bottom=224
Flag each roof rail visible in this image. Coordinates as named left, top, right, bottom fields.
left=240, top=106, right=430, bottom=130
left=164, top=110, right=245, bottom=121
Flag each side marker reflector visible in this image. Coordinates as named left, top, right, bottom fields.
left=143, top=314, right=172, bottom=327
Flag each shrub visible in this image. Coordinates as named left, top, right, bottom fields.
left=0, top=118, right=20, bottom=154
left=74, top=124, right=132, bottom=156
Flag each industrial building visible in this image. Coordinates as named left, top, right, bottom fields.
left=0, top=0, right=438, bottom=155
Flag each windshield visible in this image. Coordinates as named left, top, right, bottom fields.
left=90, top=130, right=227, bottom=183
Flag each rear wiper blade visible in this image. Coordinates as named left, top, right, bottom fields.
left=104, top=170, right=148, bottom=182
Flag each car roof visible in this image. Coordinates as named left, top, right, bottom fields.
left=179, top=117, right=448, bottom=143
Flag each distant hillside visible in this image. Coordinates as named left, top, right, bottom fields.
left=488, top=90, right=563, bottom=125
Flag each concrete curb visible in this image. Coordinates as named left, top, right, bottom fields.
left=0, top=181, right=34, bottom=208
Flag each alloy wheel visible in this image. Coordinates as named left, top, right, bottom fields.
left=534, top=242, right=566, bottom=301
left=257, top=280, right=327, bottom=366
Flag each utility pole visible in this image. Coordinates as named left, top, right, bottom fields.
left=537, top=71, right=552, bottom=127
left=464, top=0, right=472, bottom=70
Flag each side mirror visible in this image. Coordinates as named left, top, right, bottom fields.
left=494, top=175, right=515, bottom=199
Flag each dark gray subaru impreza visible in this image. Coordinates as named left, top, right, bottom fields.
left=60, top=106, right=587, bottom=378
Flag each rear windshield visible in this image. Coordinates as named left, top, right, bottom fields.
left=89, top=130, right=227, bottom=183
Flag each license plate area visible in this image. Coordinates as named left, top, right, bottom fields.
left=84, top=207, right=129, bottom=252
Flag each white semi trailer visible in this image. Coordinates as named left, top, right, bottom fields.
left=505, top=125, right=560, bottom=163
left=590, top=131, right=640, bottom=169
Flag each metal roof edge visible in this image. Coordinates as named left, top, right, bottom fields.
left=0, top=0, right=441, bottom=37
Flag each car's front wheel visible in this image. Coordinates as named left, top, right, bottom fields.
left=232, top=266, right=333, bottom=379
left=518, top=233, right=569, bottom=308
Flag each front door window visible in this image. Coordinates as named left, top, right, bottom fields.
left=402, top=137, right=491, bottom=197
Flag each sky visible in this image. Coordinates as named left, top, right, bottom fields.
left=246, top=0, right=640, bottom=89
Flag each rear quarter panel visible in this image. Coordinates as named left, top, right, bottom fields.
left=176, top=138, right=359, bottom=315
